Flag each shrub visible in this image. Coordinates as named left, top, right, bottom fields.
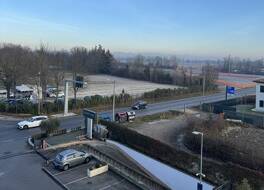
left=235, top=179, right=252, bottom=190
left=40, top=118, right=60, bottom=134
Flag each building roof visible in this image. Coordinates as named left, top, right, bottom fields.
left=253, top=79, right=264, bottom=84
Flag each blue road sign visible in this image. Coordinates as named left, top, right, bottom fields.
left=227, top=86, right=235, bottom=94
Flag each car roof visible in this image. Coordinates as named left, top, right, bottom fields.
left=32, top=115, right=48, bottom=119
left=59, top=149, right=78, bottom=156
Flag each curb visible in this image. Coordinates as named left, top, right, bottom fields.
left=42, top=167, right=69, bottom=190
left=36, top=149, right=49, bottom=161
left=27, top=137, right=35, bottom=148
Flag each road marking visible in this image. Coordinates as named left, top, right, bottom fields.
left=65, top=176, right=89, bottom=185
left=98, top=179, right=125, bottom=190
left=53, top=163, right=90, bottom=176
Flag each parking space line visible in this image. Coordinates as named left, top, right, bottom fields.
left=53, top=164, right=89, bottom=176
left=64, top=176, right=89, bottom=186
left=98, top=179, right=125, bottom=190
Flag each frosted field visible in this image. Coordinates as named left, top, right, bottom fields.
left=64, top=74, right=181, bottom=98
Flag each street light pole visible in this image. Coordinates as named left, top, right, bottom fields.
left=38, top=72, right=41, bottom=115
left=192, top=131, right=205, bottom=190
left=112, top=80, right=116, bottom=121
left=199, top=132, right=203, bottom=183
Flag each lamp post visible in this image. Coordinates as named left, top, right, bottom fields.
left=192, top=131, right=205, bottom=190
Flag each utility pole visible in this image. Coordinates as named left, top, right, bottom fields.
left=64, top=79, right=86, bottom=116
left=38, top=72, right=41, bottom=115
left=64, top=81, right=69, bottom=116
left=202, top=73, right=205, bottom=97
left=112, top=80, right=116, bottom=122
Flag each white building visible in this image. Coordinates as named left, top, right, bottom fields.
left=254, top=79, right=264, bottom=112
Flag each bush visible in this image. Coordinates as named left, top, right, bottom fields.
left=40, top=118, right=60, bottom=134
left=235, top=179, right=252, bottom=190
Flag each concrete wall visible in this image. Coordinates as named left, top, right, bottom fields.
left=255, top=83, right=264, bottom=112
left=87, top=164, right=108, bottom=177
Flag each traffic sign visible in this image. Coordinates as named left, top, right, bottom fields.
left=227, top=86, right=235, bottom=94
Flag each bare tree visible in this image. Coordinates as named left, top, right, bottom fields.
left=32, top=44, right=51, bottom=113
left=50, top=51, right=66, bottom=102
left=70, top=47, right=87, bottom=108
left=0, top=43, right=30, bottom=98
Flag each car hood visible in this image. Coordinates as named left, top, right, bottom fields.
left=18, top=120, right=29, bottom=126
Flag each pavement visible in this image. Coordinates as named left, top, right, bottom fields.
left=0, top=87, right=255, bottom=190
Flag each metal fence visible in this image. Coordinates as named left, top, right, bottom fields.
left=201, top=95, right=264, bottom=128
left=224, top=110, right=264, bottom=128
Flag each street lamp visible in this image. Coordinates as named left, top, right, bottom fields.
left=192, top=131, right=205, bottom=190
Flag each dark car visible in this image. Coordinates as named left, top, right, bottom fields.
left=131, top=101, right=147, bottom=110
left=99, top=113, right=112, bottom=121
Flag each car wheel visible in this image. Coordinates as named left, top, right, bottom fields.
left=23, top=125, right=28, bottom=129
left=63, top=164, right=69, bottom=171
left=85, top=157, right=90, bottom=163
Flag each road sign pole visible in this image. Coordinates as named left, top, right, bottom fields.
left=225, top=85, right=228, bottom=101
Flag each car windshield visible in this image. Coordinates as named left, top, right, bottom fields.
left=27, top=118, right=34, bottom=122
left=56, top=154, right=64, bottom=161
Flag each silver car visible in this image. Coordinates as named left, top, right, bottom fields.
left=53, top=149, right=91, bottom=170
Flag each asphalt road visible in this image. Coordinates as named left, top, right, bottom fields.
left=0, top=87, right=255, bottom=190
left=61, top=87, right=256, bottom=129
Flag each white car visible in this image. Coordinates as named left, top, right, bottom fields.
left=17, top=116, right=48, bottom=129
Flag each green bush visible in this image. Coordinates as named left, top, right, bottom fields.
left=40, top=118, right=60, bottom=134
left=0, top=102, right=6, bottom=112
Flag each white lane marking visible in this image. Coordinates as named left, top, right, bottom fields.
left=65, top=176, right=89, bottom=185
left=98, top=179, right=125, bottom=190
left=53, top=163, right=89, bottom=176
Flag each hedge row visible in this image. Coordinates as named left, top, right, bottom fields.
left=0, top=87, right=209, bottom=114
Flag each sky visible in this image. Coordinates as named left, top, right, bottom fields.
left=0, top=0, right=264, bottom=58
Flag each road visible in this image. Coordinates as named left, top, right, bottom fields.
left=0, top=87, right=255, bottom=190
left=62, top=87, right=256, bottom=128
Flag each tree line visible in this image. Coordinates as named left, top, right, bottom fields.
left=0, top=43, right=115, bottom=101
left=112, top=57, right=218, bottom=90
left=0, top=43, right=218, bottom=104
left=219, top=55, right=264, bottom=75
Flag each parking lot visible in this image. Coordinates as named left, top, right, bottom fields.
left=43, top=159, right=140, bottom=190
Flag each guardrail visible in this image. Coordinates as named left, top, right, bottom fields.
left=85, top=144, right=171, bottom=190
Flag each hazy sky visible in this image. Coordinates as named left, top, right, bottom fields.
left=0, top=0, right=264, bottom=58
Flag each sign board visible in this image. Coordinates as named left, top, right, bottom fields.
left=75, top=76, right=84, bottom=88
left=83, top=109, right=97, bottom=120
left=227, top=86, right=235, bottom=94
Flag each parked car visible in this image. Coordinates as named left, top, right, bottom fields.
left=131, top=101, right=147, bottom=110
left=53, top=149, right=91, bottom=170
left=99, top=113, right=111, bottom=121
left=46, top=88, right=64, bottom=98
left=17, top=115, right=48, bottom=129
